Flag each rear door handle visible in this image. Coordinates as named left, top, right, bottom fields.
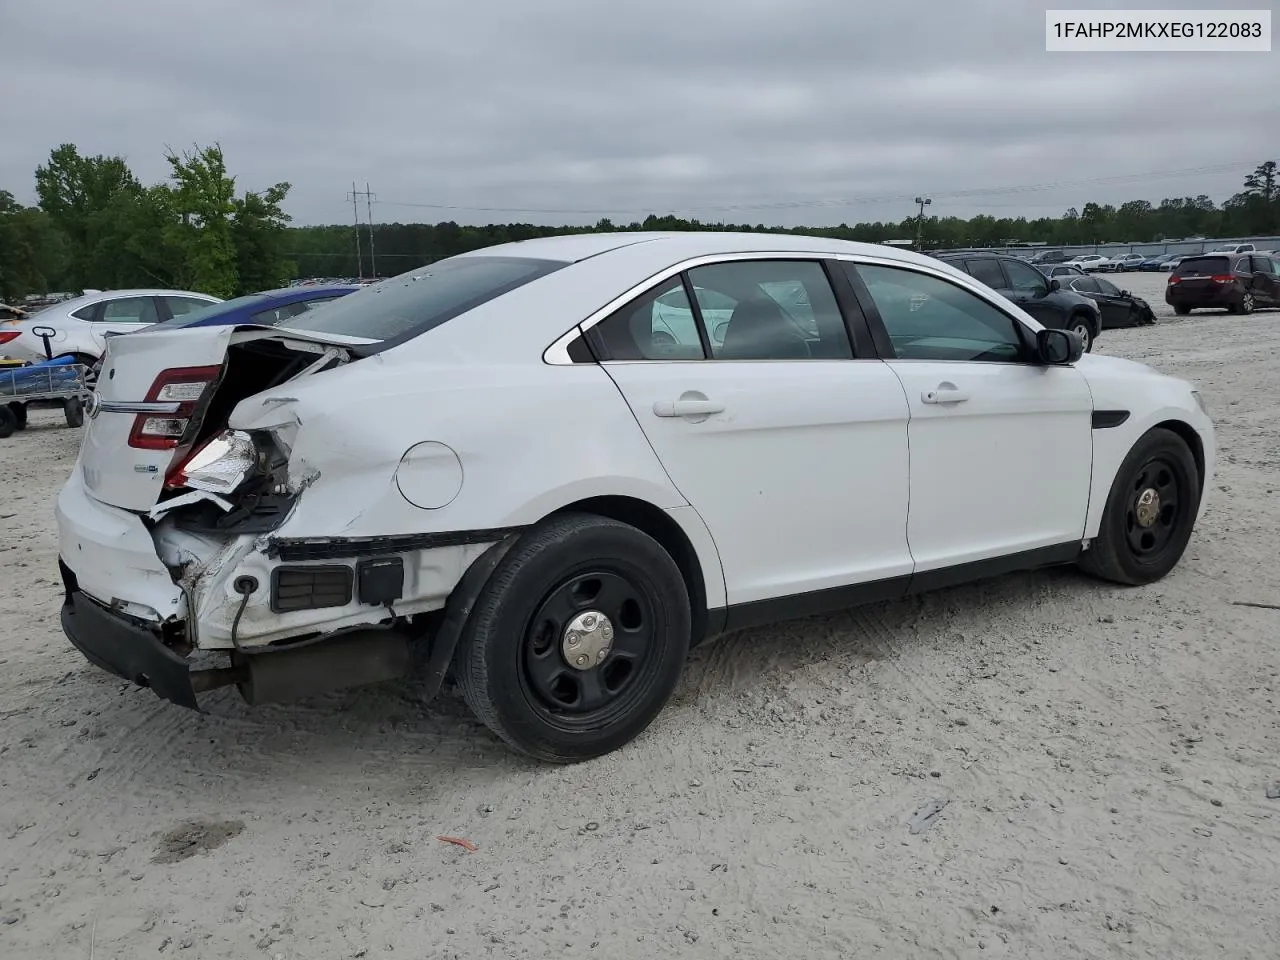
left=922, top=386, right=970, bottom=405
left=653, top=399, right=725, bottom=418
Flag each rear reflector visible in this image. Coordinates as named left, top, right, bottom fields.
left=128, top=365, right=222, bottom=450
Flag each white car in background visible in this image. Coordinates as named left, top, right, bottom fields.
left=1067, top=254, right=1111, bottom=272
left=0, top=288, right=220, bottom=367
left=56, top=232, right=1214, bottom=762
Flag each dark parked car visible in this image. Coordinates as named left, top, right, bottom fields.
left=1139, top=253, right=1174, bottom=271
left=938, top=253, right=1104, bottom=351
left=1028, top=249, right=1070, bottom=265
left=1165, top=253, right=1280, bottom=315
left=1059, top=275, right=1156, bottom=328
left=1038, top=264, right=1087, bottom=278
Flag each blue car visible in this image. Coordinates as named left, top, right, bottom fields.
left=142, top=284, right=361, bottom=330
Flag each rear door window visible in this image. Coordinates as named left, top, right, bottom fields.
left=1071, top=277, right=1100, bottom=293
left=965, top=259, right=1006, bottom=289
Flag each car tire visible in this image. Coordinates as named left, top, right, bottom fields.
left=64, top=397, right=84, bottom=428
left=1239, top=293, right=1255, bottom=315
left=1079, top=427, right=1201, bottom=586
left=1174, top=305, right=1190, bottom=316
left=1069, top=315, right=1096, bottom=353
left=0, top=405, right=15, bottom=439
left=454, top=512, right=692, bottom=763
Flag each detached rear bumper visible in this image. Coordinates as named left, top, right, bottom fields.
left=59, top=560, right=198, bottom=709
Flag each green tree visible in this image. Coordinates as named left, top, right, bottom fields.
left=231, top=181, right=294, bottom=293
left=163, top=144, right=239, bottom=298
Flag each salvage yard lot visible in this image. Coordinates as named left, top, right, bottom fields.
left=2, top=295, right=1279, bottom=959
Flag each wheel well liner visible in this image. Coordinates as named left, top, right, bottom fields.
left=552, top=496, right=711, bottom=645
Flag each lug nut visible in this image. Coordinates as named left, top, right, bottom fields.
left=568, top=635, right=580, bottom=647
left=576, top=655, right=588, bottom=667
left=583, top=615, right=597, bottom=629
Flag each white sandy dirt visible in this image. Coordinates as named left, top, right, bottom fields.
left=2, top=274, right=1278, bottom=959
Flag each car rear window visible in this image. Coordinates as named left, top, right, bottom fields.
left=145, top=295, right=269, bottom=331
left=1173, top=256, right=1230, bottom=276
left=274, top=256, right=567, bottom=351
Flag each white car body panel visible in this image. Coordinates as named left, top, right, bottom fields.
left=599, top=358, right=913, bottom=605
left=54, top=232, right=1214, bottom=659
left=885, top=360, right=1094, bottom=570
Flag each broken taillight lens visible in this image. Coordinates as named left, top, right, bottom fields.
left=128, top=365, right=222, bottom=450
left=167, top=430, right=260, bottom=494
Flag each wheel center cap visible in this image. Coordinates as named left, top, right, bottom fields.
left=1135, top=488, right=1160, bottom=528
left=562, top=610, right=614, bottom=671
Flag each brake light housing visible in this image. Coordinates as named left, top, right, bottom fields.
left=128, top=365, right=222, bottom=450
left=1210, top=274, right=1234, bottom=284
left=1168, top=275, right=1179, bottom=284
left=0, top=331, right=20, bottom=346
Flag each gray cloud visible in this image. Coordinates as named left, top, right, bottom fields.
left=2, top=0, right=1275, bottom=227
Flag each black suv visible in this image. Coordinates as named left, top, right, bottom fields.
left=1165, top=252, right=1279, bottom=315
left=937, top=253, right=1104, bottom=352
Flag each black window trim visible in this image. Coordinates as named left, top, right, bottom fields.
left=837, top=256, right=1039, bottom=365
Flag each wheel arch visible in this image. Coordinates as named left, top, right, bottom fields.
left=1153, top=418, right=1206, bottom=496
left=548, top=495, right=717, bottom=645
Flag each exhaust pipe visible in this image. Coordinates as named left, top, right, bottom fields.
left=231, top=629, right=413, bottom=705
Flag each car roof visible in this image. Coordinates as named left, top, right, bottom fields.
left=51, top=288, right=218, bottom=311
left=455, top=230, right=950, bottom=268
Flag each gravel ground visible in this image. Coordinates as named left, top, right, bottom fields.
left=2, top=290, right=1279, bottom=960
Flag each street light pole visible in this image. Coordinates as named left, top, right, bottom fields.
left=914, top=196, right=932, bottom=251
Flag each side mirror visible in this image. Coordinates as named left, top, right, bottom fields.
left=1037, top=328, right=1083, bottom=365
left=1048, top=278, right=1061, bottom=291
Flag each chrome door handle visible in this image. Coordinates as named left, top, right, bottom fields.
left=653, top=399, right=725, bottom=418
left=922, top=387, right=970, bottom=405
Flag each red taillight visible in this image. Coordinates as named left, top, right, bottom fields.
left=1168, top=275, right=1180, bottom=284
left=1210, top=274, right=1234, bottom=284
left=127, top=365, right=222, bottom=451
left=0, top=331, right=20, bottom=345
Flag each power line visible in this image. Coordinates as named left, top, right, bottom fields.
left=371, top=159, right=1255, bottom=218
left=346, top=182, right=378, bottom=277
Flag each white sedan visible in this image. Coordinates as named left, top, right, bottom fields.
left=0, top=288, right=220, bottom=367
left=56, top=233, right=1214, bottom=762
left=1067, top=254, right=1111, bottom=272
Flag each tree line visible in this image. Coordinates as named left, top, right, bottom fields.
left=2, top=148, right=1276, bottom=302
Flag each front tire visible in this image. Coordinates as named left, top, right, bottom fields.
left=454, top=513, right=691, bottom=762
left=1079, top=428, right=1201, bottom=586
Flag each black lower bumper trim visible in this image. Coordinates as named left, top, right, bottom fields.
left=264, top=526, right=526, bottom=561
left=60, top=590, right=198, bottom=710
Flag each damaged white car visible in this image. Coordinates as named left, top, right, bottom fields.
left=57, top=232, right=1215, bottom=762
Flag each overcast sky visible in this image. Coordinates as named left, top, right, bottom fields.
left=2, top=0, right=1275, bottom=227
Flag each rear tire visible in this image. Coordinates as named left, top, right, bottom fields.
left=1174, top=305, right=1190, bottom=316
left=454, top=513, right=691, bottom=763
left=1239, top=293, right=1255, bottom=315
left=0, top=406, right=15, bottom=439
left=64, top=397, right=84, bottom=428
left=1079, top=428, right=1201, bottom=586
left=8, top=402, right=27, bottom=431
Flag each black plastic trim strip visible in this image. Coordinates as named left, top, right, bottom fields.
left=265, top=526, right=527, bottom=562
left=1092, top=410, right=1130, bottom=429
left=715, top=542, right=1082, bottom=637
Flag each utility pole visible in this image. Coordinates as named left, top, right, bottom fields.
left=346, top=182, right=364, bottom=279
left=364, top=181, right=377, bottom=280
left=914, top=196, right=932, bottom=251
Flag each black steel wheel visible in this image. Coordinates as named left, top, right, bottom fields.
left=1080, top=427, right=1201, bottom=585
left=454, top=513, right=691, bottom=762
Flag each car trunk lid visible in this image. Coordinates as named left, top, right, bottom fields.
left=80, top=325, right=368, bottom=512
